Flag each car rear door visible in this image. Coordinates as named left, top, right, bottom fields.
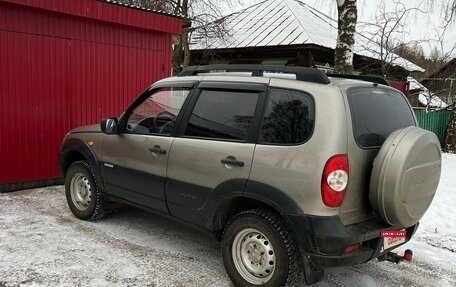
left=165, top=81, right=267, bottom=226
left=340, top=86, right=417, bottom=225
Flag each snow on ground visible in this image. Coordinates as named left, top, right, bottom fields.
left=1, top=154, right=456, bottom=287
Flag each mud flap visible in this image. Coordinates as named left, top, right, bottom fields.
left=302, top=255, right=324, bottom=285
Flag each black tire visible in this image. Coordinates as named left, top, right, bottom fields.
left=65, top=160, right=107, bottom=221
left=221, top=209, right=298, bottom=287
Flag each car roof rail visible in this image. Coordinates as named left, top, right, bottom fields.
left=327, top=73, right=389, bottom=86
left=178, top=64, right=331, bottom=85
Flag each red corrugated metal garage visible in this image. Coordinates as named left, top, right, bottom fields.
left=0, top=0, right=182, bottom=191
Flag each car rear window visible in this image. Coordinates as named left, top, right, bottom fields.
left=347, top=87, right=416, bottom=148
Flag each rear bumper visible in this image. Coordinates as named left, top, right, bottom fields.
left=285, top=214, right=419, bottom=268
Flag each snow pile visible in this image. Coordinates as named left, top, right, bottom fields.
left=419, top=153, right=456, bottom=236
left=406, top=152, right=456, bottom=256
left=408, top=76, right=448, bottom=108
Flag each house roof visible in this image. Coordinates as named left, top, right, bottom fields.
left=408, top=77, right=448, bottom=108
left=190, top=0, right=424, bottom=72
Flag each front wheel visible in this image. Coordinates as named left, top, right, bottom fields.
left=221, top=209, right=298, bottom=287
left=65, top=161, right=107, bottom=221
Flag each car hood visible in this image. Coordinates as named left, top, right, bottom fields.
left=70, top=124, right=101, bottom=133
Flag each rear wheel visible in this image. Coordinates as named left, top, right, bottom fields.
left=221, top=209, right=298, bottom=287
left=65, top=161, right=107, bottom=220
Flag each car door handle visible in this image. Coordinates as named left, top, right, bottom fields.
left=221, top=156, right=244, bottom=167
left=149, top=145, right=167, bottom=155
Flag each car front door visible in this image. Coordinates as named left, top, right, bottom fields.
left=101, top=83, right=194, bottom=213
left=166, top=82, right=267, bottom=226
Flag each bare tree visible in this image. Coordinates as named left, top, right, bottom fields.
left=109, top=0, right=240, bottom=75
left=357, top=0, right=456, bottom=152
left=438, top=0, right=456, bottom=28
left=445, top=109, right=456, bottom=153
left=399, top=16, right=456, bottom=153
left=394, top=42, right=445, bottom=75
left=334, top=0, right=357, bottom=73
left=172, top=0, right=190, bottom=75
left=433, top=0, right=456, bottom=153
left=358, top=0, right=426, bottom=78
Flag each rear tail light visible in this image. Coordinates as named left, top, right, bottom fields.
left=321, top=154, right=349, bottom=207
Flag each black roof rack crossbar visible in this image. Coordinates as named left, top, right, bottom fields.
left=178, top=64, right=331, bottom=84
left=327, top=73, right=389, bottom=86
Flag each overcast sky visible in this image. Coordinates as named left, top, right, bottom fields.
left=222, top=0, right=456, bottom=57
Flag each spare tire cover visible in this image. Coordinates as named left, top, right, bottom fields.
left=369, top=126, right=441, bottom=227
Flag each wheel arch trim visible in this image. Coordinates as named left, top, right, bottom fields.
left=205, top=179, right=304, bottom=234
left=60, top=138, right=101, bottom=184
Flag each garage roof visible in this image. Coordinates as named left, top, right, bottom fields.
left=1, top=0, right=182, bottom=34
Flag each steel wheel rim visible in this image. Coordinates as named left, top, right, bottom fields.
left=232, top=228, right=276, bottom=285
left=70, top=172, right=92, bottom=211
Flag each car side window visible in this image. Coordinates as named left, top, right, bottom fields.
left=259, top=88, right=314, bottom=144
left=126, top=87, right=190, bottom=135
left=184, top=89, right=259, bottom=141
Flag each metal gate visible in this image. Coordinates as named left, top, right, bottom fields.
left=414, top=108, right=452, bottom=144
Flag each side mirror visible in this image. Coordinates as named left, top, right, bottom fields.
left=101, top=118, right=118, bottom=134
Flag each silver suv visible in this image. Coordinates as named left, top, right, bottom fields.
left=60, top=65, right=442, bottom=286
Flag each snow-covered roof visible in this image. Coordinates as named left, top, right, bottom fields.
left=408, top=77, right=448, bottom=108
left=190, top=0, right=424, bottom=72
left=103, top=0, right=182, bottom=18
